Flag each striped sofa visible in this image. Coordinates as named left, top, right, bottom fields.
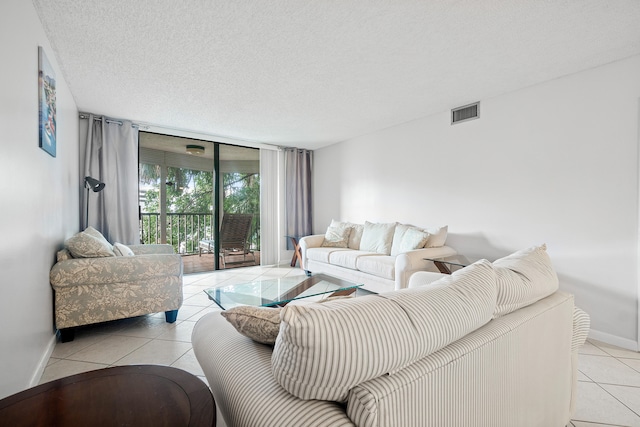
left=192, top=245, right=589, bottom=427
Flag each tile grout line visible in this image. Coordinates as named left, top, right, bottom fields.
left=604, top=352, right=640, bottom=421
left=591, top=380, right=640, bottom=421
left=579, top=340, right=640, bottom=423
left=615, top=356, right=640, bottom=376
left=66, top=335, right=151, bottom=366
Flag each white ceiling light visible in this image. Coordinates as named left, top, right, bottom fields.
left=186, top=144, right=205, bottom=155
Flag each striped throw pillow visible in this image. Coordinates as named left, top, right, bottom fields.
left=272, top=260, right=497, bottom=402
left=492, top=244, right=559, bottom=318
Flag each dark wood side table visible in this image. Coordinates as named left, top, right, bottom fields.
left=0, top=365, right=215, bottom=427
left=424, top=258, right=467, bottom=275
left=286, top=235, right=303, bottom=268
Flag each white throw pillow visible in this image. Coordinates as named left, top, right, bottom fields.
left=113, top=242, right=135, bottom=257
left=424, top=225, right=448, bottom=247
left=321, top=225, right=351, bottom=248
left=390, top=224, right=430, bottom=256
left=359, top=222, right=397, bottom=254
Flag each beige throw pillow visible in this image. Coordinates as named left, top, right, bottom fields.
left=321, top=225, right=351, bottom=248
left=330, top=220, right=364, bottom=250
left=83, top=226, right=113, bottom=248
left=221, top=306, right=282, bottom=345
left=424, top=225, right=448, bottom=247
left=65, top=229, right=115, bottom=258
left=347, top=223, right=364, bottom=249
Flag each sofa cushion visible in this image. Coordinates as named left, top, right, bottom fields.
left=65, top=228, right=115, bottom=258
left=272, top=260, right=497, bottom=402
left=221, top=306, right=282, bottom=345
left=356, top=255, right=395, bottom=280
left=359, top=221, right=397, bottom=254
left=329, top=250, right=383, bottom=270
left=390, top=224, right=430, bottom=256
left=492, top=244, right=559, bottom=318
left=330, top=220, right=364, bottom=250
left=424, top=225, right=448, bottom=247
left=307, top=247, right=350, bottom=264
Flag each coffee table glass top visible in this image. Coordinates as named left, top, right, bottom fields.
left=204, top=273, right=363, bottom=310
left=424, top=256, right=468, bottom=274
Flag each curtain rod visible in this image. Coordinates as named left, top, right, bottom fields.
left=278, top=146, right=313, bottom=152
left=79, top=114, right=145, bottom=129
left=79, top=113, right=282, bottom=151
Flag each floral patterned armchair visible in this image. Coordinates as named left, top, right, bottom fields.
left=49, top=228, right=183, bottom=342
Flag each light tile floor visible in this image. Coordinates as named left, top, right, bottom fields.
left=40, top=265, right=640, bottom=427
left=40, top=265, right=307, bottom=387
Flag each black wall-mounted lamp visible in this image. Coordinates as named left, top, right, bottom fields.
left=85, top=176, right=105, bottom=227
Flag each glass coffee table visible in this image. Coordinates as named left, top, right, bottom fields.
left=204, top=273, right=364, bottom=310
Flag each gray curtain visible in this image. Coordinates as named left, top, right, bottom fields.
left=259, top=149, right=279, bottom=265
left=284, top=148, right=313, bottom=249
left=81, top=114, right=139, bottom=244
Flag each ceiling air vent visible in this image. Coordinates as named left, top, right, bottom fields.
left=451, top=102, right=479, bottom=125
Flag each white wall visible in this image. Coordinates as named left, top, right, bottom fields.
left=314, top=55, right=640, bottom=349
left=0, top=1, right=79, bottom=398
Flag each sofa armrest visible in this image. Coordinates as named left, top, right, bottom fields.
left=299, top=234, right=324, bottom=249
left=50, top=254, right=183, bottom=288
left=394, top=246, right=457, bottom=290
left=128, top=244, right=175, bottom=255
left=572, top=307, right=590, bottom=351
left=299, top=235, right=325, bottom=270
left=569, top=305, right=590, bottom=418
left=407, top=271, right=449, bottom=288
left=192, top=312, right=355, bottom=427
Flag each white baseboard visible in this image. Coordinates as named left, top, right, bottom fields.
left=30, top=332, right=57, bottom=387
left=589, top=328, right=639, bottom=352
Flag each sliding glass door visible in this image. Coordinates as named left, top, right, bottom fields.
left=219, top=144, right=260, bottom=258
left=138, top=132, right=259, bottom=272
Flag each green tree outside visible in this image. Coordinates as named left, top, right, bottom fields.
left=139, top=163, right=260, bottom=253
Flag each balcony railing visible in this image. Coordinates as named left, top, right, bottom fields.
left=140, top=212, right=260, bottom=255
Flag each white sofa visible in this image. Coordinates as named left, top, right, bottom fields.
left=192, top=245, right=589, bottom=427
left=300, top=220, right=457, bottom=293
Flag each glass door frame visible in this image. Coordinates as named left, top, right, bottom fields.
left=139, top=133, right=260, bottom=271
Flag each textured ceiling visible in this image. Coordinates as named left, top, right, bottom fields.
left=33, top=0, right=640, bottom=150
